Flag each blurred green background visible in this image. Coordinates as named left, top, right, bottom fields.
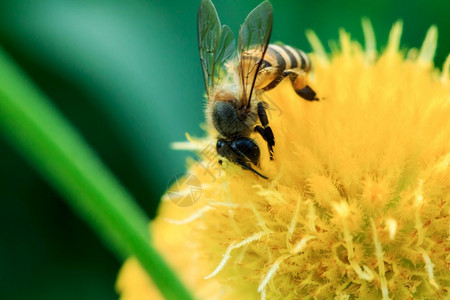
left=0, top=0, right=448, bottom=298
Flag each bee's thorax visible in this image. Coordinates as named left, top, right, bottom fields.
left=214, top=90, right=238, bottom=106
left=237, top=106, right=250, bottom=121
left=212, top=101, right=257, bottom=138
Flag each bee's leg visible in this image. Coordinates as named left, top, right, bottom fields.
left=235, top=160, right=268, bottom=180
left=283, top=69, right=318, bottom=101
left=255, top=67, right=279, bottom=90
left=262, top=71, right=289, bottom=92
left=255, top=102, right=275, bottom=160
left=255, top=125, right=273, bottom=159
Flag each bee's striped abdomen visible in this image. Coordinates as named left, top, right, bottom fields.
left=238, top=43, right=316, bottom=100
left=265, top=44, right=311, bottom=73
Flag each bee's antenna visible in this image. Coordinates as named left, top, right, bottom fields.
left=235, top=160, right=268, bottom=180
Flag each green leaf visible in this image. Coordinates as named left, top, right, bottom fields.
left=0, top=47, right=193, bottom=300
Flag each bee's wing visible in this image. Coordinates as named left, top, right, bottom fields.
left=198, top=0, right=235, bottom=95
left=215, top=25, right=235, bottom=84
left=237, top=0, right=273, bottom=108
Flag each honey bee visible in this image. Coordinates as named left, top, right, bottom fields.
left=198, top=0, right=317, bottom=179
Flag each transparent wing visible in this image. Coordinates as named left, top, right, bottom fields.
left=215, top=25, right=235, bottom=85
left=237, top=0, right=273, bottom=108
left=197, top=0, right=220, bottom=93
left=198, top=0, right=235, bottom=95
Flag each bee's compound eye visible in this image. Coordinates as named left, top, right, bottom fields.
left=216, top=139, right=235, bottom=162
left=216, top=139, right=226, bottom=151
left=235, top=138, right=260, bottom=166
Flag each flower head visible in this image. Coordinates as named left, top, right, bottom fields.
left=117, top=21, right=450, bottom=299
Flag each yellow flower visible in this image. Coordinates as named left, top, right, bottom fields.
left=117, top=21, right=450, bottom=299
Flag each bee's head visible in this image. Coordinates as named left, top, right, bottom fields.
left=216, top=138, right=260, bottom=167
left=216, top=139, right=233, bottom=162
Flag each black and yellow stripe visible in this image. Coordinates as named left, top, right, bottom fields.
left=265, top=44, right=311, bottom=73
left=238, top=43, right=314, bottom=99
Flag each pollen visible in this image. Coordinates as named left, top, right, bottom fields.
left=117, top=22, right=450, bottom=299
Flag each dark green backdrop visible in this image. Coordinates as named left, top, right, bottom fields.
left=0, top=0, right=448, bottom=298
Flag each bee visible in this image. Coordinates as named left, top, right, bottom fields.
left=198, top=0, right=317, bottom=179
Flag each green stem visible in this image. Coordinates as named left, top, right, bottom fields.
left=0, top=47, right=193, bottom=300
